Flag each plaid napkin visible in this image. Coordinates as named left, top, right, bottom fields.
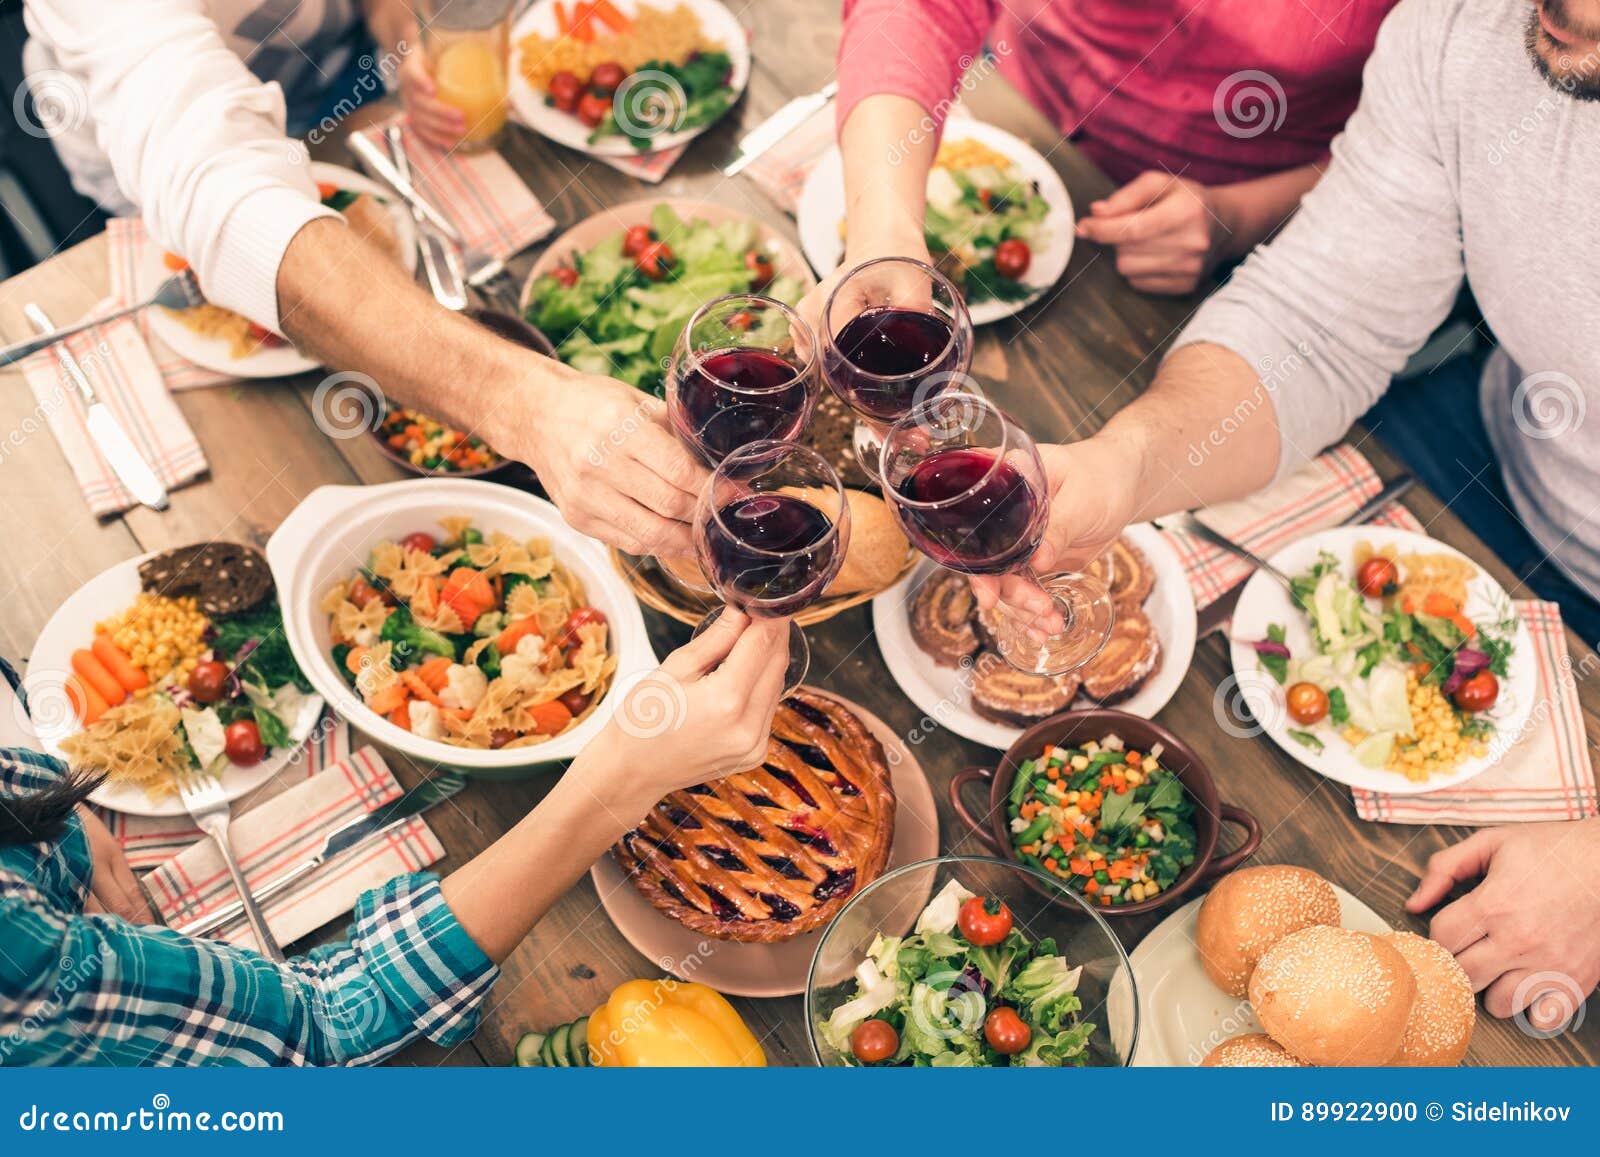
left=740, top=101, right=836, bottom=212
left=104, top=219, right=233, bottom=391
left=590, top=141, right=689, bottom=184
left=96, top=712, right=352, bottom=871
left=353, top=115, right=555, bottom=259
left=13, top=301, right=208, bottom=515
left=144, top=745, right=446, bottom=953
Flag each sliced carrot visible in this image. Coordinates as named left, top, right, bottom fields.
left=442, top=568, right=495, bottom=615
left=66, top=674, right=109, bottom=726
left=400, top=670, right=443, bottom=706
left=366, top=681, right=411, bottom=716
left=71, top=650, right=126, bottom=707
left=1423, top=592, right=1461, bottom=618
left=554, top=0, right=572, bottom=36
left=440, top=587, right=482, bottom=630
left=316, top=181, right=339, bottom=200
left=388, top=700, right=412, bottom=730
left=527, top=700, right=574, bottom=735
left=569, top=0, right=597, bottom=41
left=162, top=251, right=189, bottom=272
left=91, top=636, right=148, bottom=693
left=496, top=616, right=542, bottom=656
left=591, top=0, right=632, bottom=32
left=417, top=655, right=453, bottom=691
left=345, top=645, right=369, bottom=676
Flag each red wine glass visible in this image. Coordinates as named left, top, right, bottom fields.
left=692, top=440, right=851, bottom=692
left=820, top=257, right=973, bottom=477
left=880, top=393, right=1115, bottom=675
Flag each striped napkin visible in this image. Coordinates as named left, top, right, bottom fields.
left=353, top=115, right=556, bottom=259
left=145, top=745, right=446, bottom=953
left=13, top=303, right=208, bottom=515
left=104, top=219, right=232, bottom=391
left=740, top=101, right=836, bottom=212
left=97, top=712, right=352, bottom=871
left=589, top=141, right=689, bottom=184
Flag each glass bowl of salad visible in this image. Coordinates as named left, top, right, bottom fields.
left=806, top=855, right=1138, bottom=1067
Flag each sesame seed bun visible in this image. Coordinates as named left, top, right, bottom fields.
left=1249, top=927, right=1416, bottom=1066
left=1201, top=1033, right=1307, bottom=1068
left=1386, top=931, right=1475, bottom=1066
left=1196, top=865, right=1341, bottom=997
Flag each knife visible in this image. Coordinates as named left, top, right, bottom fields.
left=721, top=81, right=838, bottom=176
left=387, top=125, right=467, bottom=310
left=174, top=771, right=467, bottom=938
left=1193, top=475, right=1417, bottom=637
left=23, top=303, right=169, bottom=512
left=347, top=133, right=463, bottom=243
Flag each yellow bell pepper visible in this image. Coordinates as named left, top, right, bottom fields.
left=585, top=979, right=765, bottom=1067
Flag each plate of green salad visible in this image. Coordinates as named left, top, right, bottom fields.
left=521, top=199, right=812, bottom=397
left=1227, top=527, right=1535, bottom=796
left=807, top=857, right=1138, bottom=1067
left=797, top=118, right=1072, bottom=325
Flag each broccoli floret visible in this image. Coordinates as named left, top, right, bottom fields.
left=380, top=606, right=454, bottom=665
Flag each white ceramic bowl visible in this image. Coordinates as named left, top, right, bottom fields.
left=266, top=479, right=656, bottom=775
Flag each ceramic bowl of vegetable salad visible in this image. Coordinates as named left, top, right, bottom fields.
left=949, top=710, right=1261, bottom=917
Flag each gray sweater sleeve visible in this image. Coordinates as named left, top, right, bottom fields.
left=1171, top=0, right=1467, bottom=480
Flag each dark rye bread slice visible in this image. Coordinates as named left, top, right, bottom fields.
left=139, top=542, right=274, bottom=616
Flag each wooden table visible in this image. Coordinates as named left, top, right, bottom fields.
left=3, top=6, right=1596, bottom=1069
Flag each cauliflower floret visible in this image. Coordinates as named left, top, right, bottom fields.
left=350, top=624, right=381, bottom=647
left=409, top=699, right=444, bottom=740
left=499, top=632, right=546, bottom=685
left=439, top=663, right=488, bottom=711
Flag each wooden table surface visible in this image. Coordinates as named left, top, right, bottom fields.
left=2, top=5, right=1595, bottom=1069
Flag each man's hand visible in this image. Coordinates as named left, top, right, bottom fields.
left=1407, top=819, right=1600, bottom=1025
left=398, top=51, right=467, bottom=149
left=1075, top=172, right=1230, bottom=295
left=502, top=373, right=707, bottom=557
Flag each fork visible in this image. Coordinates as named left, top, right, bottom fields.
left=175, top=769, right=284, bottom=961
left=0, top=272, right=204, bottom=368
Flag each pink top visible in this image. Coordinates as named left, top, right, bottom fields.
left=836, top=0, right=1397, bottom=187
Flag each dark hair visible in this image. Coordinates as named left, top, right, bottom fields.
left=0, top=768, right=105, bottom=846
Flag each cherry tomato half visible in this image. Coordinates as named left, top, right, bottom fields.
left=957, top=895, right=1013, bottom=947
left=744, top=250, right=775, bottom=289
left=224, top=719, right=266, bottom=766
left=548, top=71, right=582, bottom=114
left=1453, top=669, right=1499, bottom=713
left=399, top=532, right=437, bottom=554
left=187, top=660, right=230, bottom=704
left=559, top=606, right=608, bottom=649
left=622, top=224, right=655, bottom=257
left=589, top=62, right=626, bottom=92
left=1356, top=556, right=1400, bottom=598
left=849, top=1018, right=899, bottom=1064
left=993, top=238, right=1031, bottom=279
left=635, top=240, right=675, bottom=281
left=576, top=91, right=612, bottom=128
left=1286, top=681, right=1330, bottom=725
left=552, top=265, right=580, bottom=288
left=984, top=1007, right=1032, bottom=1055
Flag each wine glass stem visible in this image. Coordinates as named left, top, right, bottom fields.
left=1022, top=564, right=1076, bottom=634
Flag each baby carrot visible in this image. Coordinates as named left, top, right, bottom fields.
left=91, top=636, right=148, bottom=693
left=71, top=649, right=126, bottom=707
left=66, top=674, right=109, bottom=726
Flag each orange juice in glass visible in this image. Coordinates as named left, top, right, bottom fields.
left=422, top=0, right=512, bottom=151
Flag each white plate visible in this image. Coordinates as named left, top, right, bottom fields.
left=591, top=694, right=940, bottom=998
left=1129, top=883, right=1390, bottom=1066
left=1227, top=526, right=1536, bottom=796
left=25, top=553, right=324, bottom=818
left=137, top=162, right=416, bottom=379
left=508, top=0, right=749, bottom=158
left=871, top=523, right=1196, bottom=750
left=796, top=119, right=1075, bottom=325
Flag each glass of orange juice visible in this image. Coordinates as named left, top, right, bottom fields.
left=420, top=0, right=513, bottom=151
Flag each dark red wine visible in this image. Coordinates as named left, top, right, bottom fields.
left=825, top=306, right=957, bottom=423
left=670, top=349, right=810, bottom=462
left=893, top=448, right=1044, bottom=574
left=702, top=493, right=838, bottom=616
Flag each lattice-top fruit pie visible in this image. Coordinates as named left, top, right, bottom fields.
left=612, top=689, right=897, bottom=943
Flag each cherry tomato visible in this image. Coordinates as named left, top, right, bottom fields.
left=622, top=224, right=655, bottom=257
left=849, top=1019, right=899, bottom=1064
left=1453, top=669, right=1499, bottom=713
left=726, top=310, right=756, bottom=332
left=558, top=688, right=591, bottom=716
left=635, top=240, right=675, bottom=281
left=1286, top=681, right=1330, bottom=725
left=224, top=719, right=266, bottom=766
left=548, top=70, right=582, bottom=113
left=1356, top=556, right=1400, bottom=598
left=576, top=91, right=612, bottom=127
left=984, top=1006, right=1032, bottom=1055
left=348, top=575, right=385, bottom=608
left=399, top=532, right=437, bottom=554
left=187, top=660, right=230, bottom=704
left=559, top=606, right=609, bottom=649
left=744, top=250, right=775, bottom=289
left=993, top=238, right=1031, bottom=279
left=589, top=62, right=626, bottom=91
left=957, top=895, right=1013, bottom=947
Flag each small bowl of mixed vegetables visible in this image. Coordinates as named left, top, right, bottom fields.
left=949, top=709, right=1261, bottom=917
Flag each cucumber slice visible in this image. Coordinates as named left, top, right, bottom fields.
left=514, top=1032, right=546, bottom=1067
left=567, top=1016, right=590, bottom=1067
left=548, top=1021, right=572, bottom=1067
left=539, top=1034, right=557, bottom=1068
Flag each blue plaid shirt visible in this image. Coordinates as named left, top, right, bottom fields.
left=0, top=663, right=498, bottom=1066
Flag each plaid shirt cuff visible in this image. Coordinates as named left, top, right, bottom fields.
left=351, top=874, right=498, bottom=1047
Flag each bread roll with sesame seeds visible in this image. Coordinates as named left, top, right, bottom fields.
left=1249, top=927, right=1416, bottom=1066
left=1196, top=865, right=1341, bottom=997
left=1201, top=1033, right=1307, bottom=1067
left=1386, top=931, right=1475, bottom=1066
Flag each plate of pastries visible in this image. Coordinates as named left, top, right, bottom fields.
left=1128, top=864, right=1476, bottom=1066
left=592, top=687, right=939, bottom=997
left=872, top=523, right=1196, bottom=750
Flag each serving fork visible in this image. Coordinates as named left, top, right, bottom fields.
left=0, top=273, right=203, bottom=368
left=175, top=769, right=284, bottom=961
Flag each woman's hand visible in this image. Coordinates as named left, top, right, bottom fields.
left=78, top=806, right=155, bottom=924
left=797, top=236, right=934, bottom=341
left=398, top=50, right=466, bottom=149
left=1075, top=172, right=1229, bottom=295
